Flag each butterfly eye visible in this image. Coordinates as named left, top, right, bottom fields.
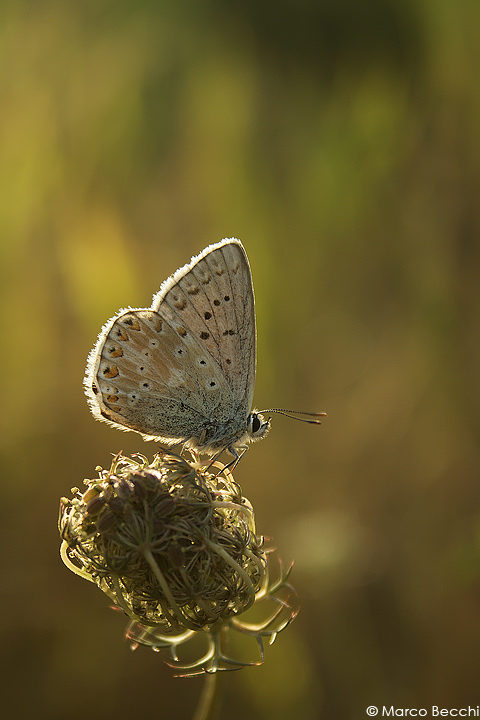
left=249, top=413, right=264, bottom=435
left=247, top=412, right=270, bottom=441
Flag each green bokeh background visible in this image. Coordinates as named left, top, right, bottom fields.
left=1, top=1, right=480, bottom=718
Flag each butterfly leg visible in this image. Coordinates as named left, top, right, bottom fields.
left=206, top=444, right=249, bottom=475
left=166, top=440, right=185, bottom=454
left=217, top=445, right=249, bottom=474
left=229, top=444, right=249, bottom=468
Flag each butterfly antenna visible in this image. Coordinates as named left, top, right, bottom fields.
left=260, top=408, right=327, bottom=425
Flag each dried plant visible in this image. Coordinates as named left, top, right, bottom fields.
left=59, top=451, right=297, bottom=693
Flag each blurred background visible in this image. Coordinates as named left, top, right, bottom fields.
left=1, top=1, right=480, bottom=718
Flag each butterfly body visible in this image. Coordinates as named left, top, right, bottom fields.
left=85, top=239, right=270, bottom=456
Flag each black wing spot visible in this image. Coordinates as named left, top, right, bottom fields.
left=204, top=311, right=212, bottom=320
left=200, top=331, right=209, bottom=340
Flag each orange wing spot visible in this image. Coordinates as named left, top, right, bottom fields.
left=107, top=346, right=123, bottom=358
left=103, top=365, right=119, bottom=379
left=177, top=326, right=188, bottom=337
left=114, top=328, right=129, bottom=341
left=106, top=395, right=119, bottom=403
left=123, top=316, right=141, bottom=331
left=153, top=317, right=163, bottom=332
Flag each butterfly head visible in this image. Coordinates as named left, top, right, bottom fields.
left=246, top=411, right=271, bottom=442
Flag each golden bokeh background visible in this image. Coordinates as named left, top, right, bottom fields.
left=1, top=1, right=480, bottom=718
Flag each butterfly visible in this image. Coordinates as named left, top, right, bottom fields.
left=84, top=238, right=324, bottom=463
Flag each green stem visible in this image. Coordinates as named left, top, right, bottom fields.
left=192, top=672, right=224, bottom=720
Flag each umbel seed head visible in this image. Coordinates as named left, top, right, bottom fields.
left=59, top=451, right=266, bottom=632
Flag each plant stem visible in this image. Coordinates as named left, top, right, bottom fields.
left=192, top=672, right=224, bottom=720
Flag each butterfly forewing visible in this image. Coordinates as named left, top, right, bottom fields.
left=153, top=240, right=256, bottom=415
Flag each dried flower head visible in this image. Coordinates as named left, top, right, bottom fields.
left=59, top=451, right=297, bottom=675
